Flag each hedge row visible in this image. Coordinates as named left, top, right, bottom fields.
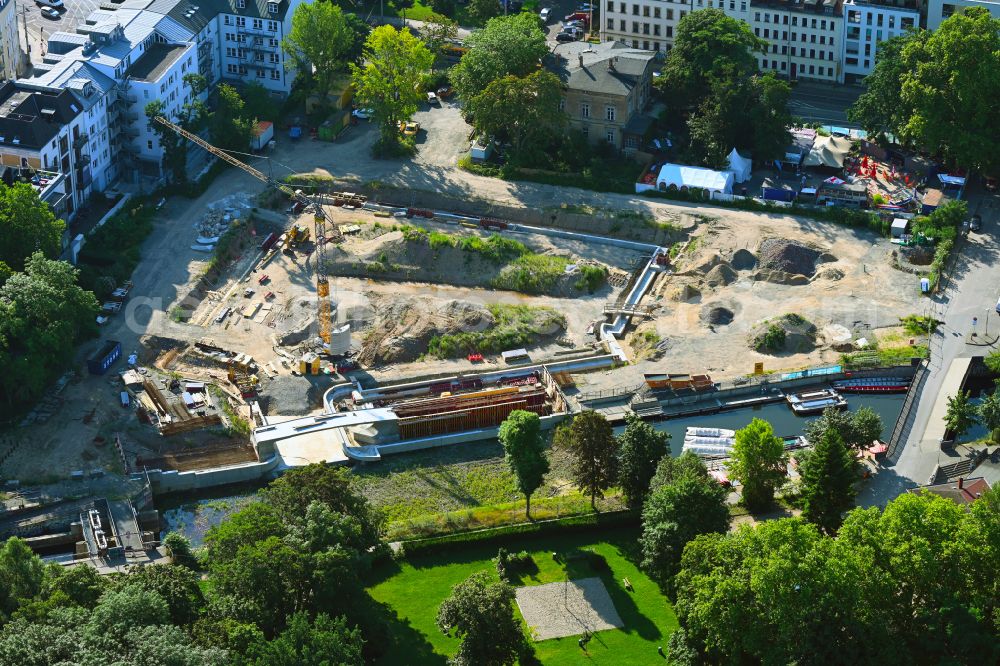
left=398, top=510, right=639, bottom=559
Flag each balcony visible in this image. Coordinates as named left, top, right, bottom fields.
left=73, top=133, right=89, bottom=149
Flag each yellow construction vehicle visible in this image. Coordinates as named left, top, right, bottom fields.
left=287, top=224, right=310, bottom=245
left=153, top=116, right=366, bottom=346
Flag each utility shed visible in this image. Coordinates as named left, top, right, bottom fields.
left=891, top=218, right=909, bottom=238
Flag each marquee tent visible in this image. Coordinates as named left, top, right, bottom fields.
left=656, top=163, right=734, bottom=194
left=727, top=149, right=752, bottom=183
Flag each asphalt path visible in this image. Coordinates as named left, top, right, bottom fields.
left=788, top=81, right=865, bottom=128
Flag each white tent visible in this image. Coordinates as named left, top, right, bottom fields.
left=727, top=149, right=752, bottom=183
left=656, top=163, right=734, bottom=194
left=803, top=135, right=852, bottom=169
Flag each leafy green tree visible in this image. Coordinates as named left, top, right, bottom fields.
left=43, top=564, right=104, bottom=610
left=955, top=486, right=1000, bottom=629
left=657, top=8, right=765, bottom=111
left=282, top=2, right=355, bottom=98
left=0, top=183, right=64, bottom=271
left=804, top=406, right=884, bottom=451
left=0, top=253, right=98, bottom=409
left=848, top=34, right=924, bottom=143
left=554, top=410, right=619, bottom=509
left=211, top=84, right=253, bottom=151
left=728, top=418, right=787, bottom=511
left=240, top=82, right=274, bottom=123
left=451, top=13, right=548, bottom=118
left=240, top=612, right=364, bottom=666
left=616, top=415, right=670, bottom=509
left=112, top=564, right=205, bottom=627
left=420, top=14, right=459, bottom=59
left=977, top=390, right=1000, bottom=442
left=163, top=532, right=198, bottom=569
left=799, top=430, right=857, bottom=534
left=640, top=475, right=729, bottom=587
left=649, top=450, right=711, bottom=492
left=351, top=25, right=434, bottom=150
left=0, top=537, right=46, bottom=620
left=944, top=390, right=977, bottom=439
left=436, top=571, right=524, bottom=666
left=467, top=0, right=501, bottom=26
left=498, top=410, right=549, bottom=518
left=470, top=70, right=566, bottom=166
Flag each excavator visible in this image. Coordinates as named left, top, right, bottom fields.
left=153, top=116, right=365, bottom=346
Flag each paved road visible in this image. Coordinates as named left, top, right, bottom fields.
left=788, top=81, right=864, bottom=128
left=858, top=183, right=1000, bottom=506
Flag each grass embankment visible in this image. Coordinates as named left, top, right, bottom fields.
left=400, top=224, right=606, bottom=294
left=841, top=324, right=930, bottom=369
left=427, top=303, right=565, bottom=359
left=367, top=527, right=678, bottom=665
left=351, top=441, right=624, bottom=541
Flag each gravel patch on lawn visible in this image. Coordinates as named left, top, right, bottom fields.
left=515, top=577, right=623, bottom=641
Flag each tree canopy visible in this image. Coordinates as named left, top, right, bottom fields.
left=798, top=430, right=857, bottom=533
left=849, top=8, right=1000, bottom=172
left=498, top=410, right=550, bottom=518
left=944, top=390, right=977, bottom=439
left=554, top=411, right=619, bottom=508
left=283, top=2, right=356, bottom=99
left=0, top=183, right=64, bottom=271
left=436, top=572, right=524, bottom=666
left=803, top=406, right=883, bottom=451
left=727, top=418, right=787, bottom=511
left=617, top=415, right=670, bottom=509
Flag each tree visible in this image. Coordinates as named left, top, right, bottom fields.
left=112, top=564, right=205, bottom=627
left=944, top=390, right=977, bottom=439
left=554, top=411, right=619, bottom=509
left=350, top=25, right=434, bottom=150
left=847, top=34, right=924, bottom=143
left=282, top=2, right=355, bottom=99
left=420, top=15, right=459, bottom=59
left=727, top=418, right=787, bottom=511
left=617, top=415, right=670, bottom=509
left=451, top=13, right=548, bottom=118
left=0, top=253, right=98, bottom=408
left=649, top=450, right=711, bottom=492
left=0, top=183, right=64, bottom=271
left=240, top=82, right=274, bottom=123
left=470, top=70, right=565, bottom=165
left=657, top=8, right=766, bottom=111
left=436, top=572, right=524, bottom=666
left=640, top=475, right=729, bottom=587
left=163, top=532, right=197, bottom=569
left=240, top=612, right=364, bottom=666
left=498, top=410, right=549, bottom=518
left=467, top=0, right=501, bottom=26
left=798, top=430, right=857, bottom=534
left=804, top=406, right=884, bottom=451
left=0, top=537, right=46, bottom=620
left=977, top=390, right=1000, bottom=442
left=211, top=84, right=253, bottom=152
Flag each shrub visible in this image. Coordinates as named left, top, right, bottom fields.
left=574, top=265, right=607, bottom=293
left=900, top=314, right=938, bottom=336
left=760, top=324, right=786, bottom=351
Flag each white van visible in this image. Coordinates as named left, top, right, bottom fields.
left=995, top=296, right=1000, bottom=314
left=539, top=7, right=551, bottom=21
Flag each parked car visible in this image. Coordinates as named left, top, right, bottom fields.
left=539, top=7, right=551, bottom=21
left=970, top=214, right=982, bottom=232
left=555, top=31, right=578, bottom=42
left=577, top=3, right=595, bottom=10
left=564, top=20, right=585, bottom=29
left=351, top=108, right=372, bottom=120
left=399, top=121, right=419, bottom=137
left=39, top=5, right=60, bottom=18
left=36, top=0, right=64, bottom=8
left=436, top=85, right=454, bottom=99
left=426, top=91, right=440, bottom=105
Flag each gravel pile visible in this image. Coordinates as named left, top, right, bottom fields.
left=758, top=238, right=823, bottom=276
left=701, top=305, right=735, bottom=325
left=262, top=374, right=326, bottom=415
left=730, top=248, right=758, bottom=271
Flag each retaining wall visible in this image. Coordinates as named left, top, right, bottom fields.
left=136, top=455, right=280, bottom=495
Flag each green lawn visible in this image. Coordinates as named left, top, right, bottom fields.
left=366, top=527, right=678, bottom=664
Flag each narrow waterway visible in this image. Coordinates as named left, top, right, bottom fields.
left=159, top=393, right=905, bottom=545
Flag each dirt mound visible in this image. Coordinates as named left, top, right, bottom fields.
left=701, top=305, right=735, bottom=326
left=689, top=252, right=723, bottom=275
left=704, top=263, right=738, bottom=287
left=748, top=313, right=818, bottom=355
left=758, top=238, right=826, bottom=276
left=900, top=245, right=934, bottom=266
left=668, top=284, right=701, bottom=302
left=730, top=248, right=758, bottom=271
left=753, top=269, right=810, bottom=286
left=816, top=267, right=845, bottom=281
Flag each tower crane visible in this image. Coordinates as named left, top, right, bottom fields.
left=153, top=116, right=365, bottom=345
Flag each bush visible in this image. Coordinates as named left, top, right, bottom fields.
left=493, top=254, right=571, bottom=294
left=574, top=265, right=607, bottom=293
left=399, top=511, right=639, bottom=558
left=760, top=324, right=786, bottom=351
left=900, top=314, right=938, bottom=336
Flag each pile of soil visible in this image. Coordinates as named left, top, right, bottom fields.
left=262, top=374, right=327, bottom=415
left=690, top=252, right=723, bottom=274
left=704, top=263, right=737, bottom=287
left=816, top=267, right=845, bottom=281
left=758, top=238, right=825, bottom=276
left=753, top=269, right=811, bottom=286
left=701, top=305, right=735, bottom=326
left=730, top=248, right=758, bottom=271
left=748, top=313, right=818, bottom=355
left=668, top=284, right=701, bottom=302
left=359, top=297, right=493, bottom=365
left=900, top=245, right=934, bottom=266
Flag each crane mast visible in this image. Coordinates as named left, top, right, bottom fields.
left=152, top=116, right=351, bottom=344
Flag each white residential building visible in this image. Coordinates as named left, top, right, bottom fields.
left=0, top=0, right=23, bottom=81
left=842, top=1, right=919, bottom=81
left=600, top=0, right=698, bottom=53
left=745, top=0, right=846, bottom=83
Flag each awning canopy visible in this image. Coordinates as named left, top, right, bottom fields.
left=656, top=163, right=734, bottom=194
left=803, top=135, right=852, bottom=169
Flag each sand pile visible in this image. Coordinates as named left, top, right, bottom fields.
left=669, top=284, right=701, bottom=302
left=704, top=263, right=738, bottom=287
left=816, top=267, right=845, bottom=281
left=758, top=238, right=824, bottom=276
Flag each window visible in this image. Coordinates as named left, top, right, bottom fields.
left=740, top=1, right=746, bottom=10
left=666, top=25, right=673, bottom=37
left=236, top=0, right=245, bottom=7
left=809, top=65, right=815, bottom=74
left=827, top=67, right=833, bottom=76
left=581, top=124, right=589, bottom=138
left=257, top=68, right=265, bottom=78
left=147, top=140, right=153, bottom=149
left=269, top=37, right=279, bottom=46
left=781, top=45, right=786, bottom=54
left=237, top=17, right=246, bottom=27
left=653, top=7, right=660, bottom=18
left=143, top=90, right=149, bottom=99
left=271, top=70, right=280, bottom=80
left=763, top=59, right=768, bottom=68
left=227, top=63, right=237, bottom=74
left=606, top=129, right=615, bottom=144
left=763, top=28, right=769, bottom=37
left=224, top=15, right=232, bottom=25
left=888, top=16, right=895, bottom=29
left=666, top=9, right=673, bottom=19
left=632, top=3, right=638, bottom=14
left=821, top=20, right=826, bottom=29
left=225, top=32, right=233, bottom=41
left=559, top=98, right=565, bottom=111
left=607, top=0, right=613, bottom=9
left=620, top=19, right=625, bottom=30
left=253, top=19, right=263, bottom=29
left=643, top=40, right=649, bottom=49
left=268, top=1, right=278, bottom=13
left=619, top=2, right=625, bottom=11
left=643, top=23, right=649, bottom=34
left=268, top=20, right=278, bottom=31
left=754, top=28, right=760, bottom=36
left=607, top=18, right=614, bottom=29
left=643, top=5, right=649, bottom=16
left=791, top=16, right=797, bottom=26
left=581, top=103, right=591, bottom=118
left=653, top=24, right=660, bottom=35
left=606, top=105, right=616, bottom=121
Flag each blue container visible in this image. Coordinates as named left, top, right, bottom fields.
left=88, top=340, right=122, bottom=375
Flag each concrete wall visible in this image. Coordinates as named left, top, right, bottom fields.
left=374, top=412, right=569, bottom=458
left=137, top=456, right=279, bottom=495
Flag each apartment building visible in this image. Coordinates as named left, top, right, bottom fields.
left=744, top=0, right=845, bottom=83
left=842, top=0, right=919, bottom=81
left=600, top=0, right=699, bottom=52
left=926, top=0, right=1000, bottom=28
left=548, top=41, right=656, bottom=151
left=0, top=0, right=23, bottom=81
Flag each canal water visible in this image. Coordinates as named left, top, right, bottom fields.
left=159, top=393, right=905, bottom=545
